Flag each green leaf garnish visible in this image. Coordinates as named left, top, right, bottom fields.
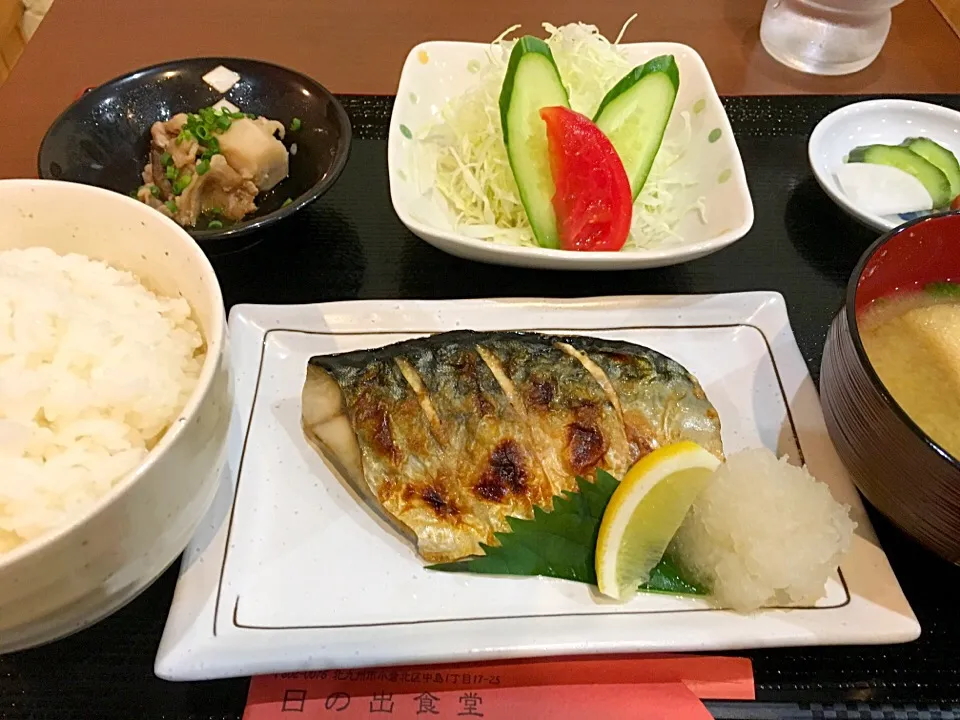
left=925, top=281, right=960, bottom=298
left=429, top=469, right=706, bottom=596
left=644, top=555, right=705, bottom=595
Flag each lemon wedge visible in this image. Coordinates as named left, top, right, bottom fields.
left=596, top=441, right=721, bottom=601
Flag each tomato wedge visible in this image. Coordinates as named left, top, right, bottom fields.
left=539, top=106, right=632, bottom=252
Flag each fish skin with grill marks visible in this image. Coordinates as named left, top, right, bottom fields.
left=301, top=330, right=722, bottom=563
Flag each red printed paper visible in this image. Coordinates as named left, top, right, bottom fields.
left=244, top=655, right=753, bottom=720
left=245, top=681, right=713, bottom=719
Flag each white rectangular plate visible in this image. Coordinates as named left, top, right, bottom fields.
left=156, top=293, right=919, bottom=681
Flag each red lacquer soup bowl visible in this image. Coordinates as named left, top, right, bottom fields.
left=820, top=211, right=960, bottom=564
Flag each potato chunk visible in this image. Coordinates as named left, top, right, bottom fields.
left=216, top=118, right=289, bottom=192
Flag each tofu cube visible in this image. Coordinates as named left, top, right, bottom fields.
left=212, top=98, right=241, bottom=114
left=202, top=65, right=241, bottom=93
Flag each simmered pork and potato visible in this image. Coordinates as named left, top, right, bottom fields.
left=136, top=106, right=290, bottom=229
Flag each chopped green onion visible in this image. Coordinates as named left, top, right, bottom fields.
left=130, top=189, right=139, bottom=198
left=165, top=199, right=178, bottom=213
left=159, top=151, right=172, bottom=166
left=177, top=107, right=237, bottom=158
left=196, top=158, right=211, bottom=176
left=282, top=198, right=293, bottom=207
left=926, top=281, right=960, bottom=298
left=228, top=111, right=247, bottom=120
left=208, top=206, right=223, bottom=215
left=165, top=164, right=177, bottom=181
left=207, top=219, right=224, bottom=229
left=172, top=172, right=193, bottom=195
left=149, top=184, right=161, bottom=198
left=289, top=117, right=302, bottom=132
left=245, top=112, right=256, bottom=119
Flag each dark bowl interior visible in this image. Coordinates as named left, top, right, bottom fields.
left=38, top=57, right=351, bottom=252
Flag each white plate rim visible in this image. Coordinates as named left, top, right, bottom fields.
left=155, top=293, right=918, bottom=681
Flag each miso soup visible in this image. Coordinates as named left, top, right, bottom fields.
left=858, top=283, right=960, bottom=460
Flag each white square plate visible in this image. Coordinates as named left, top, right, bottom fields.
left=155, top=294, right=918, bottom=681
left=388, top=40, right=754, bottom=270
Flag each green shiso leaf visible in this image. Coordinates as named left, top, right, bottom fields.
left=428, top=469, right=706, bottom=596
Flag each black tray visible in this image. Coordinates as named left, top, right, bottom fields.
left=2, top=94, right=960, bottom=720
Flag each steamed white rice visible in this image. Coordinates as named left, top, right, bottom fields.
left=0, top=247, right=204, bottom=554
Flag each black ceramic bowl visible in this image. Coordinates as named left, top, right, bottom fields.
left=38, top=57, right=351, bottom=252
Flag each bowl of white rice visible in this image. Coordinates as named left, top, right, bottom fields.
left=0, top=179, right=229, bottom=653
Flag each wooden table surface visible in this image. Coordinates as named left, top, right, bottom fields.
left=0, top=0, right=959, bottom=179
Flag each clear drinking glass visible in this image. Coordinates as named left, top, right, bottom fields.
left=759, top=0, right=904, bottom=76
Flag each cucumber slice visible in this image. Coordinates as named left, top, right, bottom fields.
left=902, top=137, right=960, bottom=198
left=593, top=56, right=679, bottom=199
left=847, top=144, right=952, bottom=209
left=499, top=36, right=570, bottom=249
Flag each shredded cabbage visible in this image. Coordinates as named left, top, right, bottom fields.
left=417, top=20, right=707, bottom=250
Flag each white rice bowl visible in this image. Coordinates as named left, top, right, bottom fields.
left=0, top=247, right=205, bottom=554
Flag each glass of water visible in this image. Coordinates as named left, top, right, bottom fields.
left=760, top=0, right=904, bottom=76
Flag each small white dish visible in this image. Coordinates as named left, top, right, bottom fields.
left=155, top=293, right=917, bottom=682
left=809, top=99, right=960, bottom=232
left=388, top=41, right=754, bottom=270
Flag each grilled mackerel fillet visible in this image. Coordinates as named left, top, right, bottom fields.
left=301, top=331, right=722, bottom=562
